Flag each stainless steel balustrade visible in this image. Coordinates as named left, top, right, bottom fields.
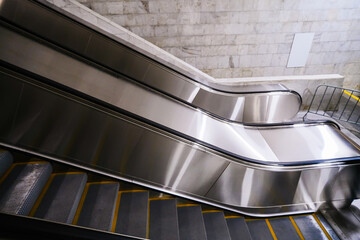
left=0, top=0, right=359, bottom=217
left=0, top=66, right=359, bottom=217
left=0, top=25, right=358, bottom=163
left=0, top=0, right=301, bottom=124
left=305, top=85, right=360, bottom=124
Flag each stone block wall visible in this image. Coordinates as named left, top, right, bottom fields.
left=77, top=0, right=360, bottom=89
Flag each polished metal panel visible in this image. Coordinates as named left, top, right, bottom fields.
left=0, top=0, right=301, bottom=124
left=259, top=124, right=360, bottom=161
left=0, top=68, right=359, bottom=217
left=0, top=70, right=230, bottom=197
left=0, top=1, right=359, bottom=217
left=0, top=25, right=359, bottom=163
left=206, top=163, right=302, bottom=207
left=206, top=163, right=360, bottom=215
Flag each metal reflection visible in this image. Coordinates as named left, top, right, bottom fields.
left=0, top=0, right=359, bottom=217
left=318, top=126, right=339, bottom=159
left=0, top=68, right=359, bottom=217
left=0, top=0, right=302, bottom=124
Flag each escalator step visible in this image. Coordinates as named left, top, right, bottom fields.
left=226, top=217, right=252, bottom=240
left=75, top=182, right=119, bottom=231
left=32, top=172, right=87, bottom=224
left=0, top=162, right=52, bottom=215
left=203, top=211, right=231, bottom=240
left=315, top=214, right=340, bottom=240
left=115, top=191, right=149, bottom=238
left=293, top=215, right=329, bottom=240
left=149, top=198, right=180, bottom=240
left=0, top=150, right=12, bottom=177
left=269, top=217, right=301, bottom=240
left=246, top=220, right=274, bottom=240
left=177, top=205, right=207, bottom=240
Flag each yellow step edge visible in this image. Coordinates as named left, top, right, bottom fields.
left=344, top=90, right=360, bottom=101
left=245, top=218, right=262, bottom=221
left=53, top=172, right=86, bottom=176
left=225, top=215, right=243, bottom=219
left=118, top=190, right=147, bottom=193
left=111, top=191, right=122, bottom=232
left=289, top=216, right=305, bottom=240
left=13, top=161, right=49, bottom=165
left=72, top=183, right=91, bottom=225
left=265, top=219, right=278, bottom=240
left=312, top=214, right=332, bottom=240
left=29, top=174, right=56, bottom=217
left=177, top=202, right=198, bottom=206
left=149, top=197, right=175, bottom=201
left=87, top=181, right=118, bottom=185
left=202, top=210, right=222, bottom=213
left=177, top=204, right=199, bottom=207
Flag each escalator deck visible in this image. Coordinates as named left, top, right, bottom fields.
left=0, top=148, right=339, bottom=240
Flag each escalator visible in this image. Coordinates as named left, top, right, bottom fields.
left=0, top=0, right=302, bottom=125
left=0, top=149, right=339, bottom=240
left=0, top=0, right=359, bottom=228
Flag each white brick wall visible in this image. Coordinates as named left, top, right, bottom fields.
left=78, top=0, right=360, bottom=89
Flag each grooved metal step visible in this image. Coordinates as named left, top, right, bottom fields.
left=75, top=182, right=119, bottom=231
left=226, top=217, right=252, bottom=240
left=177, top=205, right=207, bottom=240
left=293, top=215, right=329, bottom=240
left=0, top=162, right=52, bottom=215
left=149, top=198, right=180, bottom=240
left=316, top=213, right=340, bottom=240
left=246, top=220, right=274, bottom=240
left=269, top=217, right=301, bottom=240
left=0, top=149, right=341, bottom=240
left=203, top=211, right=231, bottom=240
left=0, top=150, right=12, bottom=177
left=115, top=191, right=149, bottom=238
left=32, top=172, right=87, bottom=224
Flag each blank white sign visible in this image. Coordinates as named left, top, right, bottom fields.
left=287, top=33, right=314, bottom=68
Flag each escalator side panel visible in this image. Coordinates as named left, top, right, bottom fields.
left=0, top=70, right=230, bottom=198
left=0, top=151, right=13, bottom=178
left=0, top=0, right=90, bottom=57
left=206, top=163, right=302, bottom=208
left=0, top=69, right=359, bottom=217
left=259, top=125, right=360, bottom=162
left=0, top=73, right=23, bottom=138
left=86, top=34, right=149, bottom=82
left=0, top=0, right=302, bottom=124
left=0, top=26, right=281, bottom=162
left=1, top=24, right=359, bottom=164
